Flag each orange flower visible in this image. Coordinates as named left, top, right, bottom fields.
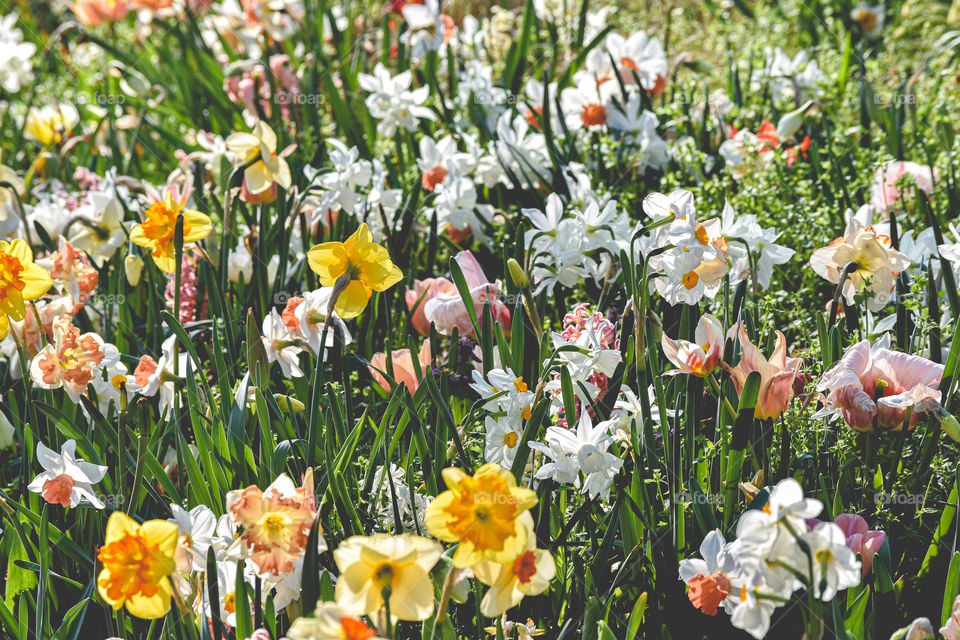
left=30, top=317, right=106, bottom=402
left=226, top=469, right=319, bottom=575
left=130, top=193, right=212, bottom=273
left=425, top=464, right=537, bottom=568
left=97, top=512, right=178, bottom=619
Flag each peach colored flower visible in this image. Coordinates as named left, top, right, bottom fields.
left=661, top=314, right=723, bottom=377
left=817, top=335, right=942, bottom=431
left=30, top=317, right=108, bottom=403
left=726, top=323, right=802, bottom=420
left=225, top=469, right=321, bottom=575
left=406, top=277, right=457, bottom=336
left=35, top=237, right=99, bottom=307
left=423, top=251, right=511, bottom=338
left=72, top=0, right=129, bottom=26
left=368, top=341, right=431, bottom=394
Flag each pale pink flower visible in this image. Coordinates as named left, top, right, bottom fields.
left=726, top=323, right=802, bottom=420
left=943, top=595, right=960, bottom=640
left=870, top=160, right=935, bottom=213
left=833, top=513, right=886, bottom=576
left=406, top=277, right=457, bottom=336
left=368, top=341, right=432, bottom=394
left=423, top=251, right=511, bottom=338
left=661, top=314, right=723, bottom=377
left=817, top=335, right=942, bottom=431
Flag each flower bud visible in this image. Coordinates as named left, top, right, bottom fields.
left=507, top=258, right=529, bottom=288
left=941, top=411, right=960, bottom=443
left=274, top=394, right=305, bottom=412
left=776, top=99, right=815, bottom=140
left=125, top=255, right=144, bottom=286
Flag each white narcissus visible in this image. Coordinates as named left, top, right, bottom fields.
left=801, top=522, right=862, bottom=601
left=678, top=529, right=742, bottom=616
left=168, top=504, right=218, bottom=574
left=287, top=601, right=383, bottom=640
left=530, top=413, right=623, bottom=501
left=27, top=439, right=108, bottom=509
left=261, top=309, right=305, bottom=379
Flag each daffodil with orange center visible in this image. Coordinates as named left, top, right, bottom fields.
left=306, top=224, right=403, bottom=319
left=472, top=512, right=556, bottom=617
left=130, top=193, right=212, bottom=273
left=97, top=511, right=179, bottom=619
left=0, top=239, right=53, bottom=341
left=425, top=463, right=538, bottom=568
left=30, top=316, right=107, bottom=403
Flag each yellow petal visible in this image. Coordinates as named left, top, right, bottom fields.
left=125, top=577, right=172, bottom=619
left=0, top=313, right=8, bottom=341
left=244, top=161, right=273, bottom=195
left=140, top=519, right=179, bottom=560
left=129, top=226, right=152, bottom=249
left=306, top=242, right=349, bottom=286
left=182, top=210, right=212, bottom=242
left=0, top=289, right=26, bottom=322
left=105, top=511, right=140, bottom=544
left=253, top=120, right=277, bottom=152
left=152, top=253, right=177, bottom=274
left=19, top=263, right=53, bottom=300
left=333, top=280, right=371, bottom=319
left=6, top=239, right=33, bottom=264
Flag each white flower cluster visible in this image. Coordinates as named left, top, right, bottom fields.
left=679, top=479, right=861, bottom=639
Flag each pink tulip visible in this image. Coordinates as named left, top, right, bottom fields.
left=72, top=0, right=129, bottom=26
left=661, top=314, right=723, bottom=377
left=726, top=323, right=802, bottom=420
left=870, top=160, right=936, bottom=213
left=817, top=336, right=942, bottom=431
left=405, top=277, right=457, bottom=336
left=368, top=341, right=431, bottom=394
left=834, top=514, right=886, bottom=576
left=423, top=251, right=511, bottom=338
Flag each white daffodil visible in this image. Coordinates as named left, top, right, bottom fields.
left=27, top=439, right=108, bottom=509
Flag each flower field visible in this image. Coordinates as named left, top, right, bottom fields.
left=3, top=0, right=960, bottom=638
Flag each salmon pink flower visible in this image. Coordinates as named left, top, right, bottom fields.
left=368, top=341, right=431, bottom=394
left=27, top=439, right=107, bottom=508
left=35, top=237, right=99, bottom=306
left=816, top=335, right=943, bottom=431
left=72, top=0, right=129, bottom=26
left=661, top=314, right=724, bottom=377
left=30, top=317, right=109, bottom=403
left=226, top=469, right=321, bottom=575
left=726, top=323, right=802, bottom=420
left=870, top=160, right=935, bottom=213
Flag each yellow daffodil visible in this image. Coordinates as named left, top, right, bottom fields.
left=425, top=463, right=538, bottom=568
left=333, top=533, right=443, bottom=621
left=225, top=120, right=292, bottom=194
left=130, top=193, right=212, bottom=273
left=97, top=511, right=179, bottom=619
left=0, top=239, right=53, bottom=340
left=473, top=513, right=555, bottom=617
left=306, top=224, right=403, bottom=319
left=25, top=103, right=79, bottom=145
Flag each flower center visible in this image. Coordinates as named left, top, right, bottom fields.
left=42, top=473, right=75, bottom=507
left=223, top=592, right=236, bottom=614
left=340, top=617, right=376, bottom=640
left=687, top=572, right=731, bottom=616
left=512, top=551, right=538, bottom=584
left=682, top=271, right=699, bottom=290
left=580, top=104, right=607, bottom=127
left=0, top=251, right=25, bottom=301
left=621, top=56, right=638, bottom=71
left=503, top=432, right=519, bottom=448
